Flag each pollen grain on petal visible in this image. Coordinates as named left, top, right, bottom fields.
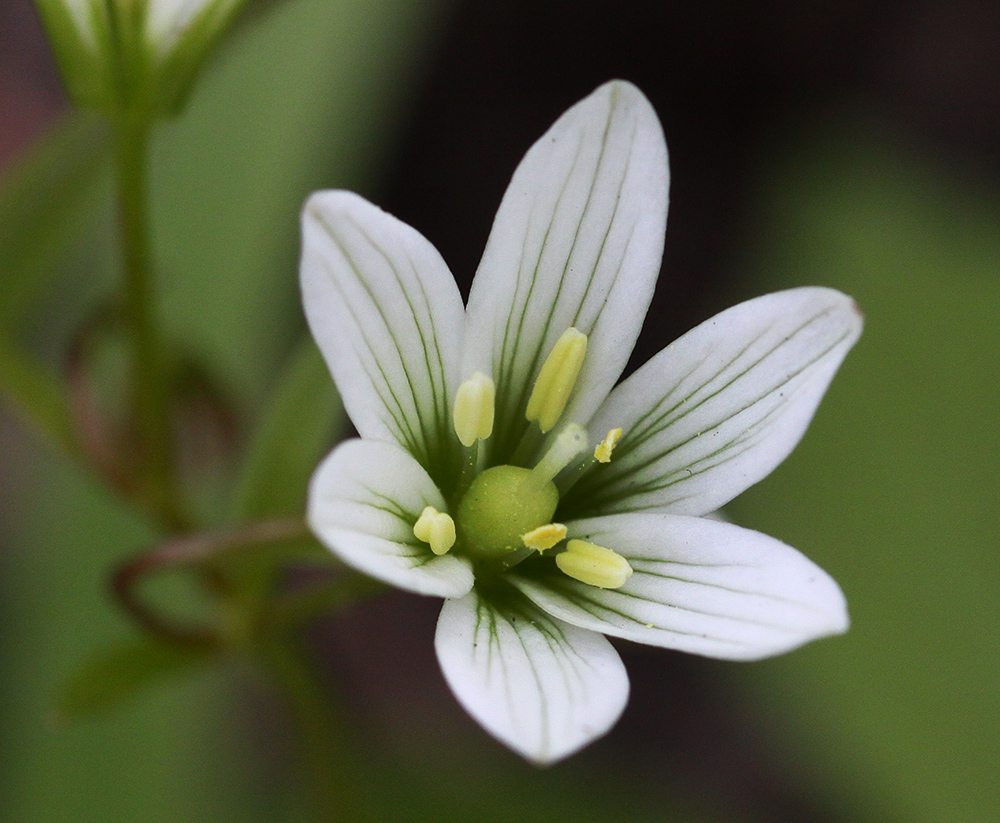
left=526, top=327, right=587, bottom=433
left=556, top=539, right=633, bottom=589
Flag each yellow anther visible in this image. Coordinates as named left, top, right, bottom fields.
left=521, top=523, right=567, bottom=552
left=526, top=327, right=588, bottom=432
left=413, top=506, right=456, bottom=556
left=594, top=428, right=623, bottom=463
left=453, top=372, right=495, bottom=447
left=555, top=539, right=633, bottom=589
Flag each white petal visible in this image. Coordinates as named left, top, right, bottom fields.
left=435, top=586, right=629, bottom=765
left=146, top=0, right=231, bottom=52
left=565, top=287, right=862, bottom=517
left=462, top=81, right=668, bottom=459
left=513, top=513, right=848, bottom=661
left=301, top=191, right=465, bottom=482
left=307, top=439, right=473, bottom=598
left=58, top=0, right=100, bottom=46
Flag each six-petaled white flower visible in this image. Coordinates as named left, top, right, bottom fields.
left=300, top=81, right=862, bottom=765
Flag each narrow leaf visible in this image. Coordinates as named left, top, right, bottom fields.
left=56, top=637, right=210, bottom=722
left=0, top=111, right=109, bottom=325
left=231, top=336, right=344, bottom=520
left=0, top=339, right=78, bottom=457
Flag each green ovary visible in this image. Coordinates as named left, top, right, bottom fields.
left=457, top=465, right=558, bottom=558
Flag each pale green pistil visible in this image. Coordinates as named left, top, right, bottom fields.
left=458, top=466, right=558, bottom=558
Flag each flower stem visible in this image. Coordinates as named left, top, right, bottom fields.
left=261, top=635, right=372, bottom=823
left=111, top=113, right=180, bottom=529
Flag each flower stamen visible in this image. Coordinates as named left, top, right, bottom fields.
left=593, top=428, right=623, bottom=463
left=521, top=523, right=567, bottom=552
left=413, top=506, right=457, bottom=556
left=453, top=372, right=495, bottom=447
left=526, top=327, right=587, bottom=432
left=528, top=424, right=588, bottom=485
left=556, top=539, right=633, bottom=589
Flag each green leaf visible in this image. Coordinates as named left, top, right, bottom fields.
left=152, top=0, right=455, bottom=404
left=5, top=1, right=455, bottom=819
left=0, top=338, right=78, bottom=456
left=56, top=637, right=210, bottom=722
left=0, top=111, right=109, bottom=326
left=150, top=0, right=251, bottom=116
left=0, top=113, right=108, bottom=460
left=31, top=0, right=108, bottom=109
left=231, top=337, right=343, bottom=520
left=731, top=123, right=1000, bottom=823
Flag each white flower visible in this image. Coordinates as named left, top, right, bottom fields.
left=35, top=0, right=243, bottom=112
left=145, top=0, right=229, bottom=54
left=300, top=81, right=862, bottom=765
left=55, top=0, right=237, bottom=53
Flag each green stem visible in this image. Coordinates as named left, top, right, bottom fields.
left=111, top=113, right=180, bottom=529
left=261, top=636, right=372, bottom=823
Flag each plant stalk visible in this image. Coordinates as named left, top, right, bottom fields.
left=111, top=113, right=180, bottom=529
left=262, top=636, right=372, bottom=823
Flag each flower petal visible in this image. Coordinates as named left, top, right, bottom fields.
left=435, top=584, right=629, bottom=765
left=307, top=439, right=473, bottom=598
left=301, top=191, right=465, bottom=483
left=512, top=513, right=848, bottom=661
left=462, top=81, right=669, bottom=460
left=146, top=0, right=236, bottom=54
left=564, top=287, right=862, bottom=518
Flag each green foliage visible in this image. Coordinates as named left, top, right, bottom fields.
left=3, top=1, right=454, bottom=821
left=231, top=337, right=343, bottom=520
left=0, top=338, right=77, bottom=455
left=731, top=121, right=1000, bottom=823
left=33, top=0, right=250, bottom=116
left=0, top=113, right=111, bottom=457
left=56, top=637, right=210, bottom=722
left=0, top=112, right=109, bottom=324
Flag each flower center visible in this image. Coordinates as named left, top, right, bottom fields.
left=457, top=465, right=559, bottom=558
left=457, top=424, right=586, bottom=559
left=415, top=326, right=633, bottom=587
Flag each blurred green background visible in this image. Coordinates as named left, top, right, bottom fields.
left=2, top=1, right=998, bottom=821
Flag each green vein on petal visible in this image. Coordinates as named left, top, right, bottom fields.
left=435, top=581, right=628, bottom=764
left=300, top=191, right=465, bottom=488
left=563, top=287, right=862, bottom=518
left=462, top=81, right=669, bottom=464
